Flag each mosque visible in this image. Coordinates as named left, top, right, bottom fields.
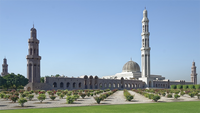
left=1, top=9, right=197, bottom=91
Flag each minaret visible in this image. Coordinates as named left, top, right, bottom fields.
left=191, top=61, right=197, bottom=84
left=26, top=25, right=41, bottom=83
left=1, top=58, right=9, bottom=77
left=141, top=8, right=151, bottom=78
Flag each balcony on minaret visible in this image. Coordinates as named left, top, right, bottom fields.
left=26, top=55, right=41, bottom=60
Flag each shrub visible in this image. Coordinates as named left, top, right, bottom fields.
left=197, top=94, right=200, bottom=99
left=60, top=94, right=64, bottom=99
left=180, top=91, right=185, bottom=96
left=47, top=91, right=52, bottom=95
left=161, top=92, right=166, bottom=96
left=148, top=94, right=154, bottom=99
left=188, top=85, right=195, bottom=89
left=37, top=94, right=46, bottom=103
left=66, top=96, right=74, bottom=104
left=177, top=85, right=182, bottom=89
left=4, top=94, right=11, bottom=100
left=90, top=93, right=93, bottom=96
left=174, top=90, right=180, bottom=94
left=73, top=95, right=79, bottom=101
left=14, top=92, right=19, bottom=96
left=152, top=95, right=160, bottom=102
left=174, top=94, right=180, bottom=99
left=188, top=93, right=195, bottom=98
left=195, top=85, right=200, bottom=89
left=94, top=96, right=102, bottom=104
left=123, top=89, right=134, bottom=101
left=170, top=85, right=176, bottom=89
left=183, top=85, right=188, bottom=89
left=56, top=92, right=61, bottom=96
left=50, top=95, right=56, bottom=100
left=167, top=94, right=172, bottom=98
left=0, top=93, right=5, bottom=98
left=66, top=91, right=72, bottom=96
left=10, top=95, right=19, bottom=103
left=20, top=93, right=26, bottom=98
left=87, top=92, right=90, bottom=97
left=18, top=98, right=27, bottom=107
left=80, top=93, right=86, bottom=99
left=34, top=90, right=39, bottom=95
left=27, top=94, right=34, bottom=101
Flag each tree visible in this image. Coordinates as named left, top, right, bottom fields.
left=55, top=74, right=60, bottom=77
left=40, top=76, right=50, bottom=83
left=3, top=73, right=15, bottom=90
left=0, top=76, right=6, bottom=86
left=16, top=74, right=28, bottom=87
left=3, top=73, right=28, bottom=90
left=40, top=77, right=44, bottom=83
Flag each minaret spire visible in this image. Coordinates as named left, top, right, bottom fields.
left=26, top=26, right=41, bottom=83
left=1, top=58, right=9, bottom=77
left=141, top=8, right=151, bottom=78
left=191, top=61, right=197, bottom=84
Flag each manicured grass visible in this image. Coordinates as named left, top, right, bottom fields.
left=1, top=101, right=200, bottom=113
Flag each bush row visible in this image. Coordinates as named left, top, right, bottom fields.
left=171, top=84, right=200, bottom=89
left=93, top=89, right=118, bottom=104
left=123, top=89, right=134, bottom=101
left=132, top=89, right=160, bottom=102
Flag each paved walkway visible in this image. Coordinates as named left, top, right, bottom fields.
left=0, top=90, right=199, bottom=110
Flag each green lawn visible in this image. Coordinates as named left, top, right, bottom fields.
left=1, top=101, right=200, bottom=113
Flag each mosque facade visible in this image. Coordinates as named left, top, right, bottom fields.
left=1, top=9, right=197, bottom=91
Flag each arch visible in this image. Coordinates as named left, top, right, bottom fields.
left=118, top=83, right=120, bottom=88
left=73, top=82, right=76, bottom=88
left=79, top=82, right=81, bottom=88
left=128, top=83, right=131, bottom=88
left=125, top=83, right=127, bottom=88
left=53, top=82, right=57, bottom=88
left=135, top=84, right=137, bottom=88
left=60, top=82, right=63, bottom=88
left=34, top=49, right=36, bottom=54
left=113, top=83, right=116, bottom=88
left=94, top=76, right=98, bottom=89
left=149, top=81, right=151, bottom=87
left=109, top=83, right=111, bottom=88
left=99, top=83, right=103, bottom=88
left=84, top=79, right=87, bottom=89
left=89, top=81, right=92, bottom=89
left=27, top=87, right=31, bottom=91
left=30, top=48, right=32, bottom=55
left=104, top=83, right=107, bottom=88
left=66, top=82, right=70, bottom=88
left=84, top=75, right=88, bottom=79
left=121, top=83, right=123, bottom=88
left=132, top=84, right=134, bottom=88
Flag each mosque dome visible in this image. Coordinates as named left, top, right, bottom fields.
left=122, top=60, right=140, bottom=72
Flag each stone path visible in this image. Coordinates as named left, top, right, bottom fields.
left=0, top=90, right=199, bottom=110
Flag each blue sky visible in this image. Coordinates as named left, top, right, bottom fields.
left=0, top=0, right=199, bottom=84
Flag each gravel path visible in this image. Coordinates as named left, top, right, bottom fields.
left=0, top=90, right=199, bottom=110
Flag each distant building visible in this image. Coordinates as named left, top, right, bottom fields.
left=1, top=58, right=9, bottom=77
left=191, top=61, right=198, bottom=84
left=24, top=9, right=195, bottom=91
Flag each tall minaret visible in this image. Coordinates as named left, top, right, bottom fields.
left=26, top=25, right=41, bottom=83
left=191, top=61, right=197, bottom=84
left=1, top=58, right=9, bottom=77
left=141, top=8, right=151, bottom=78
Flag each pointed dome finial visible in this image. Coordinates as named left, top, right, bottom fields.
left=130, top=57, right=132, bottom=61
